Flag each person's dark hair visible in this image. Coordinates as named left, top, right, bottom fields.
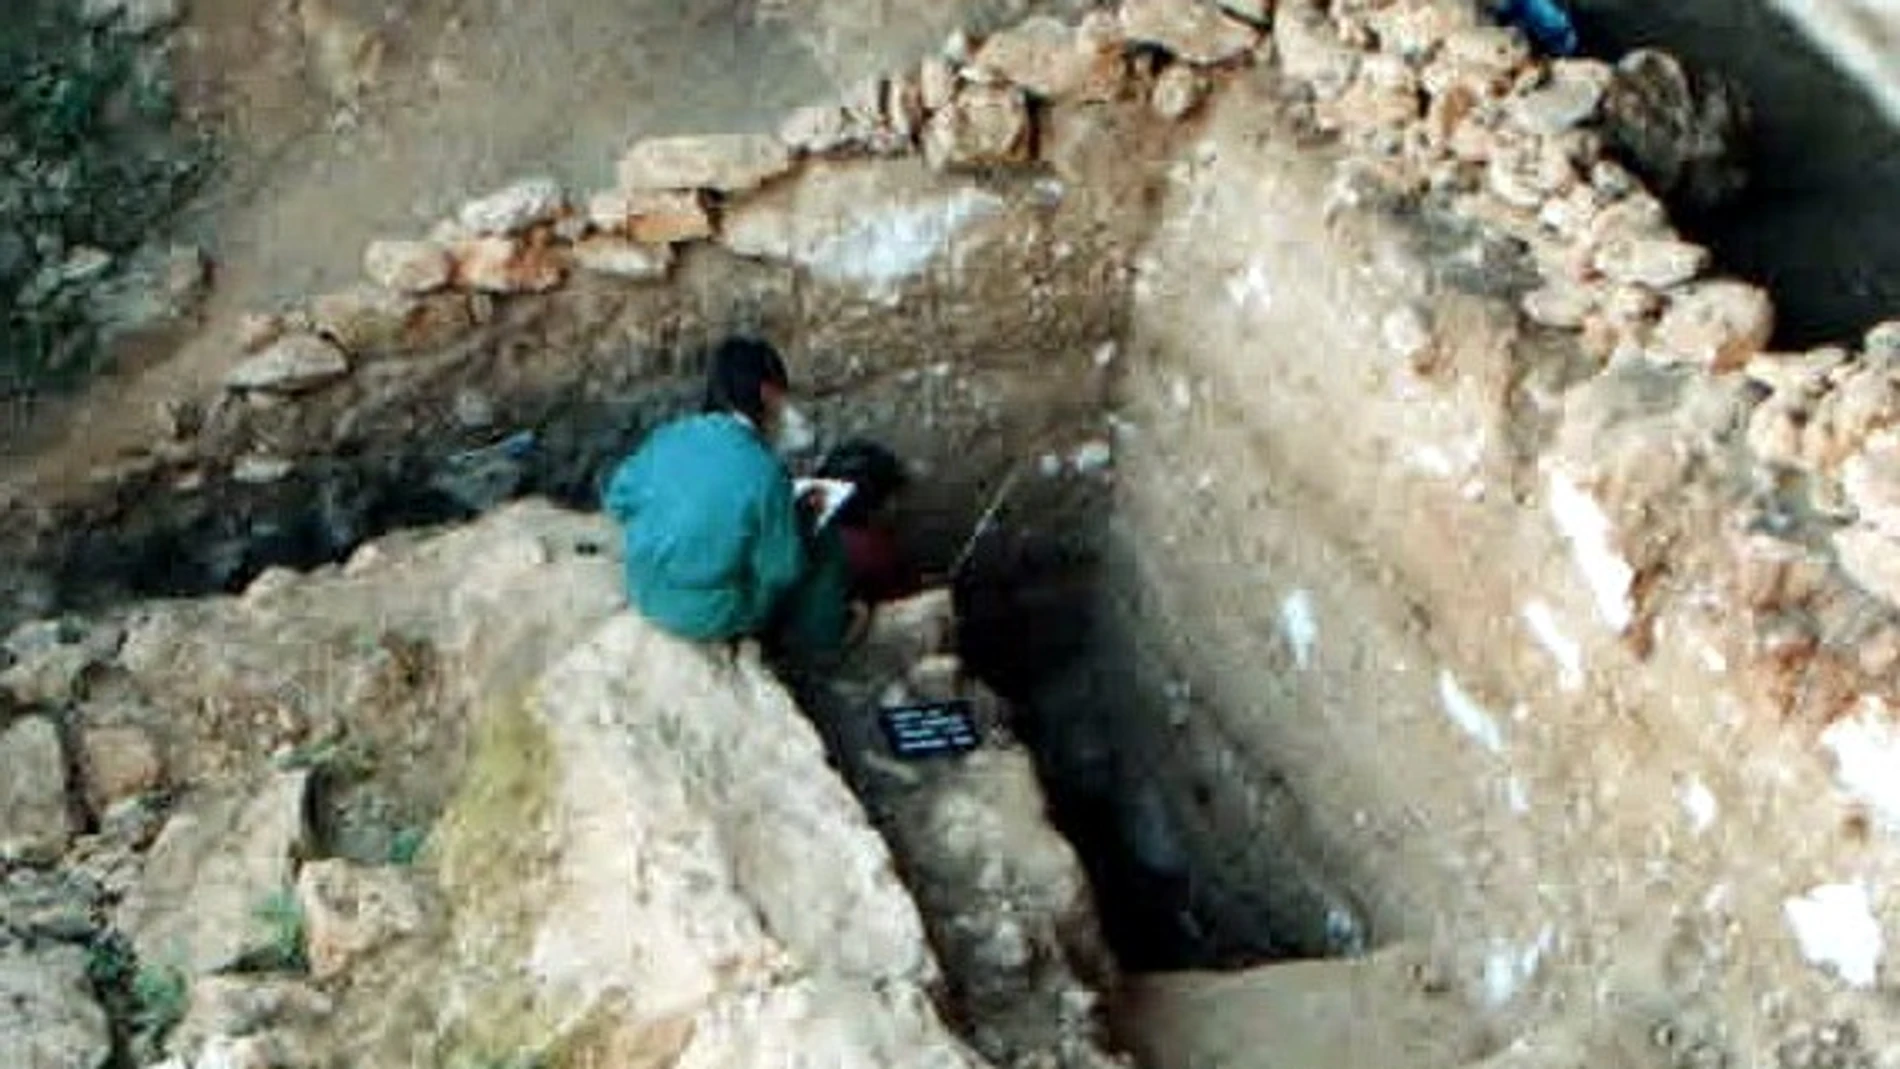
left=816, top=439, right=908, bottom=527
left=702, top=336, right=790, bottom=426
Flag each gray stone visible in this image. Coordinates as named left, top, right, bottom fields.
left=1592, top=235, right=1709, bottom=289
left=295, top=861, right=424, bottom=980
left=1510, top=59, right=1611, bottom=134
left=223, top=335, right=349, bottom=394
left=456, top=178, right=567, bottom=236
left=922, top=85, right=1032, bottom=170
left=969, top=16, right=1123, bottom=101
left=0, top=717, right=76, bottom=864
left=616, top=134, right=793, bottom=193
left=0, top=944, right=111, bottom=1069
left=363, top=240, right=452, bottom=293
left=1649, top=280, right=1773, bottom=371
left=571, top=237, right=674, bottom=281
left=116, top=772, right=311, bottom=975
left=1118, top=0, right=1259, bottom=65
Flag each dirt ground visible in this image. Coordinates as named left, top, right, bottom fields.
left=3, top=0, right=1069, bottom=491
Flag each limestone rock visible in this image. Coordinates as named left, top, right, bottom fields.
left=588, top=190, right=714, bottom=244
left=1592, top=235, right=1708, bottom=288
left=719, top=162, right=1006, bottom=303
left=1601, top=49, right=1748, bottom=212
left=572, top=237, right=674, bottom=281
left=617, top=134, right=793, bottom=193
left=1836, top=527, right=1900, bottom=608
left=224, top=335, right=349, bottom=394
left=779, top=104, right=857, bottom=156
left=1275, top=5, right=1359, bottom=100
left=79, top=723, right=164, bottom=814
left=0, top=944, right=111, bottom=1069
left=295, top=861, right=424, bottom=980
left=1118, top=0, right=1258, bottom=65
left=456, top=178, right=567, bottom=236
left=451, top=237, right=566, bottom=294
left=1844, top=433, right=1900, bottom=540
left=1, top=620, right=122, bottom=706
left=1510, top=59, right=1612, bottom=135
left=1522, top=282, right=1595, bottom=330
left=415, top=611, right=969, bottom=1064
left=173, top=979, right=334, bottom=1055
left=363, top=240, right=451, bottom=294
left=1151, top=63, right=1207, bottom=120
left=923, top=85, right=1032, bottom=170
left=116, top=771, right=312, bottom=975
left=1364, top=0, right=1478, bottom=59
left=0, top=717, right=75, bottom=863
left=1, top=868, right=102, bottom=943
left=1321, top=53, right=1419, bottom=132
left=1867, top=320, right=1900, bottom=359
left=1649, top=281, right=1774, bottom=371
left=970, top=16, right=1123, bottom=102
left=919, top=56, right=958, bottom=112
left=308, top=285, right=474, bottom=357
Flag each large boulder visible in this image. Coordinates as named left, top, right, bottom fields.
left=0, top=944, right=111, bottom=1069
left=392, top=609, right=982, bottom=1067
left=115, top=771, right=312, bottom=976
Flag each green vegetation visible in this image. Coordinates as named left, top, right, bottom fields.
left=250, top=887, right=310, bottom=973
left=0, top=0, right=211, bottom=396
left=130, top=960, right=189, bottom=1039
left=387, top=824, right=430, bottom=866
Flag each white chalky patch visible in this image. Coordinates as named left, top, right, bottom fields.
left=1784, top=882, right=1884, bottom=989
left=1225, top=259, right=1273, bottom=309
left=1546, top=469, right=1635, bottom=632
left=1481, top=927, right=1554, bottom=1008
left=1505, top=777, right=1530, bottom=815
left=1520, top=600, right=1584, bottom=692
left=1678, top=776, right=1718, bottom=834
left=1438, top=670, right=1506, bottom=754
left=1821, top=699, right=1900, bottom=832
left=1280, top=590, right=1319, bottom=671
left=801, top=189, right=1007, bottom=300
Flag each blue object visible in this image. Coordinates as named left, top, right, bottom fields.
left=1497, top=0, right=1579, bottom=56
left=602, top=413, right=805, bottom=642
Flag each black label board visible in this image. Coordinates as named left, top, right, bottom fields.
left=878, top=698, right=980, bottom=760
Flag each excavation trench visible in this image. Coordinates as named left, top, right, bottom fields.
left=8, top=24, right=1900, bottom=1063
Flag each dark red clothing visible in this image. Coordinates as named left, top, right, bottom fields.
left=839, top=523, right=917, bottom=604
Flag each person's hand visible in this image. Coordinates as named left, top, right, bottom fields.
left=844, top=601, right=874, bottom=648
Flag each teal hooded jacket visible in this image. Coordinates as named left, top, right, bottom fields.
left=602, top=413, right=806, bottom=642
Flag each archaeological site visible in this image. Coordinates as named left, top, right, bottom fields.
left=5, top=0, right=1900, bottom=1066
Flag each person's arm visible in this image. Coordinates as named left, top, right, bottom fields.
left=743, top=469, right=807, bottom=633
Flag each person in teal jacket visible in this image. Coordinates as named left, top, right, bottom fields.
left=601, top=338, right=808, bottom=643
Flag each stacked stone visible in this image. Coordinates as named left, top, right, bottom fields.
left=206, top=0, right=1900, bottom=686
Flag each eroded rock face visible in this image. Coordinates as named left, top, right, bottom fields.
left=0, top=944, right=111, bottom=1069
left=116, top=771, right=311, bottom=976
left=412, top=600, right=978, bottom=1065
left=295, top=860, right=425, bottom=981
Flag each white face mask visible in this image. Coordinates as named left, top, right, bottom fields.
left=773, top=403, right=816, bottom=457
